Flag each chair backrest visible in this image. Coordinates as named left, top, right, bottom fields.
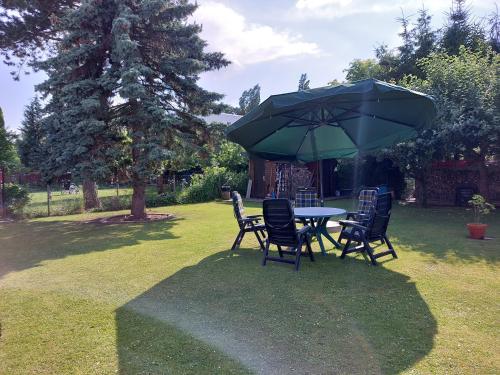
left=366, top=193, right=392, bottom=240
left=357, top=189, right=378, bottom=216
left=263, top=199, right=298, bottom=247
left=231, top=191, right=245, bottom=223
left=295, top=188, right=320, bottom=208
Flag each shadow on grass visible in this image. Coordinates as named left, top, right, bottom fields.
left=116, top=248, right=437, bottom=375
left=0, top=218, right=182, bottom=279
left=388, top=205, right=500, bottom=265
left=218, top=198, right=500, bottom=264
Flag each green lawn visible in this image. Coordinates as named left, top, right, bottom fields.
left=0, top=200, right=499, bottom=374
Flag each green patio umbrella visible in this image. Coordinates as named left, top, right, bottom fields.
left=226, top=79, right=436, bottom=202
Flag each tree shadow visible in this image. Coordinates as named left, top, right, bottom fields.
left=389, top=205, right=500, bottom=265
left=0, top=218, right=182, bottom=279
left=116, top=248, right=437, bottom=374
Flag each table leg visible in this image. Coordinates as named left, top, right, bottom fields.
left=318, top=217, right=342, bottom=249
left=308, top=218, right=327, bottom=256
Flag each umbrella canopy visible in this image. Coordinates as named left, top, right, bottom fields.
left=226, top=79, right=436, bottom=163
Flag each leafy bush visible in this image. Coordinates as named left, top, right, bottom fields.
left=211, top=141, right=248, bottom=173
left=99, top=195, right=131, bottom=212
left=179, top=166, right=248, bottom=204
left=146, top=192, right=178, bottom=207
left=51, top=198, right=84, bottom=216
left=3, top=183, right=30, bottom=216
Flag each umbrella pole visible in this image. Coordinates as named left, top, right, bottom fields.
left=311, top=128, right=324, bottom=206
left=319, top=160, right=324, bottom=206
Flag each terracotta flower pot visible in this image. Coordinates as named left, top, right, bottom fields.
left=467, top=223, right=488, bottom=239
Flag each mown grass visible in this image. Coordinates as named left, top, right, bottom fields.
left=0, top=200, right=499, bottom=374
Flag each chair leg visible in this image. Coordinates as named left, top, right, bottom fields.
left=384, top=235, right=398, bottom=258
left=340, top=239, right=351, bottom=259
left=337, top=231, right=345, bottom=244
left=364, top=240, right=377, bottom=265
left=294, top=241, right=303, bottom=271
left=277, top=245, right=284, bottom=258
left=254, top=230, right=265, bottom=251
left=305, top=236, right=314, bottom=262
left=262, top=240, right=270, bottom=266
left=231, top=230, right=243, bottom=250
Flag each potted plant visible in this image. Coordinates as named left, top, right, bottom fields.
left=467, top=194, right=495, bottom=239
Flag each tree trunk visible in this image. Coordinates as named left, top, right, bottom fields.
left=478, top=157, right=490, bottom=199
left=47, top=184, right=51, bottom=217
left=0, top=167, right=5, bottom=218
left=131, top=181, right=146, bottom=219
left=415, top=173, right=428, bottom=208
left=157, top=174, right=164, bottom=194
left=82, top=178, right=100, bottom=210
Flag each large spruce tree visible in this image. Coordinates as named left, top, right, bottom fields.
left=109, top=0, right=229, bottom=218
left=0, top=0, right=78, bottom=79
left=36, top=0, right=120, bottom=209
left=1, top=0, right=103, bottom=208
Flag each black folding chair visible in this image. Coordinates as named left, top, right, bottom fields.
left=338, top=193, right=397, bottom=265
left=338, top=188, right=379, bottom=243
left=262, top=199, right=314, bottom=271
left=231, top=191, right=266, bottom=251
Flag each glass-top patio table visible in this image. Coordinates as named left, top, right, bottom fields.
left=294, top=207, right=346, bottom=256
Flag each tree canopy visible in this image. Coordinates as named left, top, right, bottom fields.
left=298, top=73, right=310, bottom=90
left=238, top=84, right=260, bottom=114
left=18, top=97, right=45, bottom=171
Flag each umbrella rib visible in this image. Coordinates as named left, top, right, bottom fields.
left=246, top=117, right=298, bottom=148
left=335, top=106, right=417, bottom=128
left=294, top=127, right=311, bottom=158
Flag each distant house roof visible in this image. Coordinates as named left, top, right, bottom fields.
left=202, top=113, right=242, bottom=125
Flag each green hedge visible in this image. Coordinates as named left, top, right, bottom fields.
left=179, top=166, right=248, bottom=204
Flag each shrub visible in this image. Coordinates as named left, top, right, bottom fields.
left=51, top=198, right=84, bottom=216
left=99, top=195, right=131, bottom=212
left=179, top=166, right=248, bottom=204
left=146, top=192, right=178, bottom=207
left=3, top=183, right=30, bottom=217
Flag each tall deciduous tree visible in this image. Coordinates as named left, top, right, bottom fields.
left=400, top=46, right=499, bottom=198
left=343, top=58, right=386, bottom=82
left=18, top=97, right=45, bottom=170
left=421, top=47, right=499, bottom=196
left=238, top=84, right=260, bottom=114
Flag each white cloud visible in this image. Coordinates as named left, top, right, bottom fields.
left=193, top=1, right=320, bottom=66
left=293, top=0, right=494, bottom=19
left=294, top=0, right=412, bottom=18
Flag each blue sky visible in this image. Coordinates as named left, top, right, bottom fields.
left=0, top=0, right=495, bottom=131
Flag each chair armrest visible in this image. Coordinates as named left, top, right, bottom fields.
left=242, top=216, right=261, bottom=223
left=339, top=220, right=367, bottom=231
left=345, top=212, right=357, bottom=220
left=297, top=225, right=312, bottom=236
left=246, top=214, right=262, bottom=219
